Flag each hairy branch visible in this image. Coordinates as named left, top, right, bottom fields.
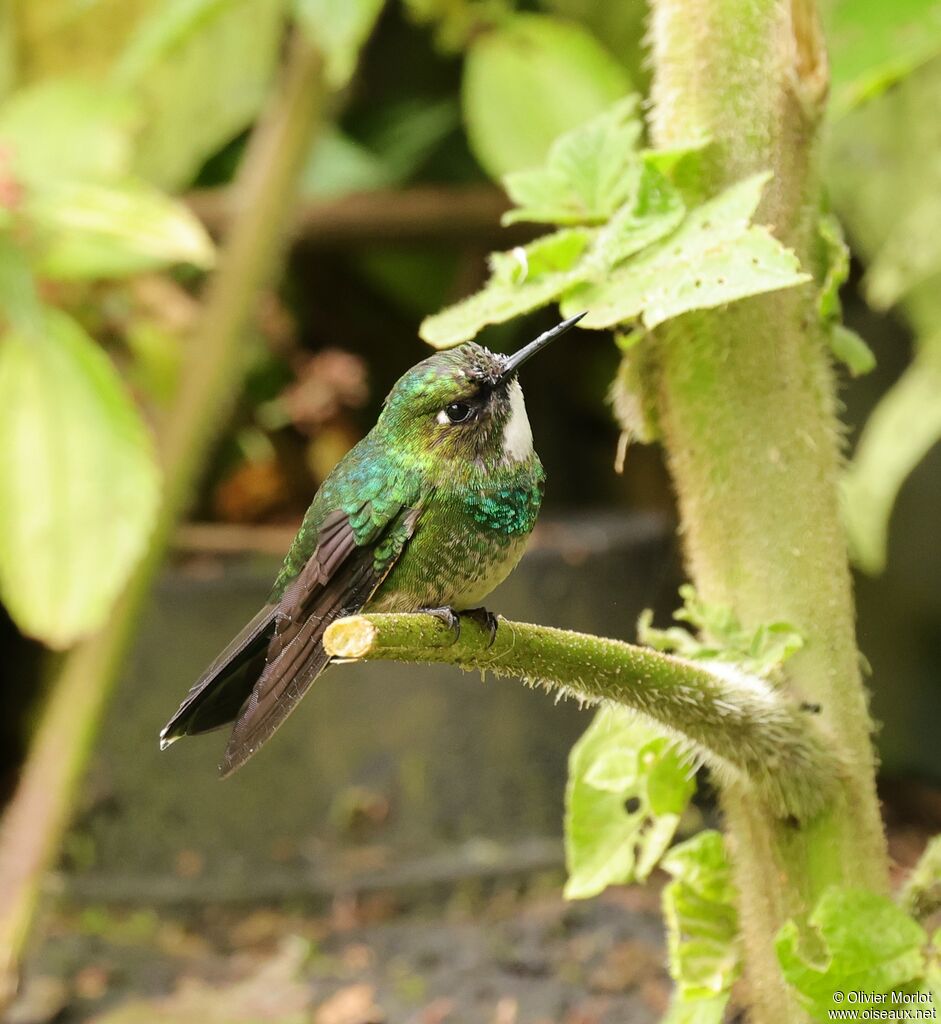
left=324, top=612, right=841, bottom=820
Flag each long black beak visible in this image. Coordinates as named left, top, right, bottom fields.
left=496, top=312, right=586, bottom=387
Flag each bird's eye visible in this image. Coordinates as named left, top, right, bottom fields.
left=442, top=401, right=473, bottom=424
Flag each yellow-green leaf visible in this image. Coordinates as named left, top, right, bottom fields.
left=27, top=179, right=215, bottom=279
left=562, top=173, right=810, bottom=328
left=0, top=310, right=160, bottom=647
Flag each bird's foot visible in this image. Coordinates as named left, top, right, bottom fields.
left=419, top=606, right=462, bottom=642
left=461, top=606, right=499, bottom=647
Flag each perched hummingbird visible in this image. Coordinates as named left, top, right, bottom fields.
left=160, top=313, right=585, bottom=775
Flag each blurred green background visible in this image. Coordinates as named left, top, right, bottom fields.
left=1, top=1, right=940, bottom=1021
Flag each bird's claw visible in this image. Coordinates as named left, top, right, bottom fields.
left=462, top=607, right=499, bottom=647
left=419, top=606, right=462, bottom=642
left=418, top=606, right=499, bottom=647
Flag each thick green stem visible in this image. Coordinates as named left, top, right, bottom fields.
left=325, top=613, right=841, bottom=820
left=648, top=1, right=888, bottom=1021
left=0, top=33, right=325, bottom=1006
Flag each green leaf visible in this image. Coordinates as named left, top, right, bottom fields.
left=865, top=187, right=941, bottom=309
left=27, top=179, right=215, bottom=279
left=661, top=831, right=741, bottom=1002
left=842, top=344, right=941, bottom=574
left=0, top=78, right=138, bottom=186
left=829, top=324, right=876, bottom=377
left=462, top=14, right=631, bottom=180
left=114, top=0, right=287, bottom=189
left=419, top=228, right=592, bottom=347
left=564, top=706, right=695, bottom=900
left=825, top=0, right=941, bottom=117
left=502, top=96, right=643, bottom=225
left=0, top=309, right=160, bottom=647
left=293, top=0, right=385, bottom=88
left=776, top=888, right=930, bottom=1021
left=562, top=172, right=811, bottom=329
left=114, top=0, right=231, bottom=83
left=588, top=158, right=686, bottom=265
left=661, top=992, right=730, bottom=1024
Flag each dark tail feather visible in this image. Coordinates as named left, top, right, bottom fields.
left=159, top=603, right=278, bottom=748
left=219, top=558, right=379, bottom=777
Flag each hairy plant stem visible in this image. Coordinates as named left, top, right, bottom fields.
left=325, top=612, right=840, bottom=819
left=647, top=1, right=888, bottom=1021
left=0, top=33, right=325, bottom=1007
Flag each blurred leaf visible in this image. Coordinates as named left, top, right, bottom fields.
left=543, top=0, right=648, bottom=84
left=114, top=0, right=230, bottom=83
left=0, top=78, right=138, bottom=186
left=125, top=319, right=184, bottom=404
left=0, top=233, right=44, bottom=333
left=562, top=173, right=810, bottom=328
left=402, top=0, right=508, bottom=52
left=363, top=97, right=459, bottom=182
left=865, top=185, right=941, bottom=309
left=662, top=832, right=741, bottom=1005
left=829, top=324, right=876, bottom=377
left=842, top=344, right=941, bottom=574
left=777, top=888, right=932, bottom=1020
left=420, top=228, right=592, bottom=347
left=825, top=0, right=941, bottom=116
left=0, top=308, right=160, bottom=647
left=462, top=14, right=631, bottom=180
left=301, top=101, right=458, bottom=198
left=817, top=215, right=875, bottom=375
left=827, top=61, right=941, bottom=571
left=115, top=0, right=287, bottom=188
left=27, top=179, right=215, bottom=279
left=16, top=0, right=152, bottom=82
left=293, top=0, right=385, bottom=88
left=301, top=128, right=392, bottom=197
left=564, top=705, right=695, bottom=900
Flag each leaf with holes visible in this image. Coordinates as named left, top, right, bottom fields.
left=564, top=706, right=695, bottom=900
left=561, top=172, right=810, bottom=328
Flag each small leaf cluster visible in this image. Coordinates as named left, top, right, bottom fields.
left=638, top=584, right=804, bottom=679
left=420, top=98, right=810, bottom=348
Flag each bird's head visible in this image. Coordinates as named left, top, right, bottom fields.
left=377, top=314, right=585, bottom=468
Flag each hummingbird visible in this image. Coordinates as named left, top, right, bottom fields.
left=160, top=313, right=585, bottom=775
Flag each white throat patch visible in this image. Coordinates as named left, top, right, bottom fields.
left=502, top=379, right=534, bottom=462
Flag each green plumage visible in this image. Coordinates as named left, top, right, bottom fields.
left=160, top=317, right=583, bottom=774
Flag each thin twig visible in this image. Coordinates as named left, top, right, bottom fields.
left=187, top=184, right=527, bottom=245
